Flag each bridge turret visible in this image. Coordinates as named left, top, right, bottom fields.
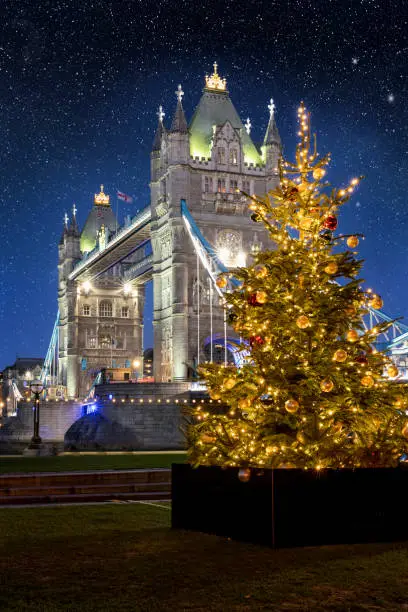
left=57, top=204, right=82, bottom=399
left=262, top=98, right=281, bottom=189
left=168, top=84, right=189, bottom=164
left=151, top=105, right=167, bottom=183
left=58, top=204, right=81, bottom=281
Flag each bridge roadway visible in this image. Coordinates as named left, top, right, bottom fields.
left=69, top=205, right=152, bottom=283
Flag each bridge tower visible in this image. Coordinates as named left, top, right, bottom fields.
left=58, top=206, right=82, bottom=398
left=150, top=64, right=281, bottom=382
left=58, top=189, right=144, bottom=399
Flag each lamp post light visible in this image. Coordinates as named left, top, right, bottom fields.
left=29, top=379, right=44, bottom=449
left=133, top=360, right=141, bottom=383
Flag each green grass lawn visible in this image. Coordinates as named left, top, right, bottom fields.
left=1, top=504, right=408, bottom=611
left=0, top=452, right=186, bottom=474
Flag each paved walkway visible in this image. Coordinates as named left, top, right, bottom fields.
left=0, top=450, right=185, bottom=458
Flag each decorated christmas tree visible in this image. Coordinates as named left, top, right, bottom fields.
left=186, top=102, right=408, bottom=472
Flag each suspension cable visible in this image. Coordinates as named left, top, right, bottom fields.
left=209, top=277, right=213, bottom=362
left=197, top=251, right=200, bottom=366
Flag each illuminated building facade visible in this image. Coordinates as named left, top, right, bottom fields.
left=57, top=65, right=281, bottom=396
left=150, top=63, right=281, bottom=380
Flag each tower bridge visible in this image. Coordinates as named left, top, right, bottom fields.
left=43, top=64, right=408, bottom=401
left=48, top=64, right=279, bottom=399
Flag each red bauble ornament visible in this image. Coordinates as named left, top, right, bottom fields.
left=250, top=335, right=264, bottom=347
left=248, top=293, right=261, bottom=306
left=284, top=186, right=299, bottom=202
left=322, top=215, right=338, bottom=231
left=354, top=354, right=368, bottom=366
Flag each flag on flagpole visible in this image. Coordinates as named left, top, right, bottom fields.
left=117, top=191, right=133, bottom=203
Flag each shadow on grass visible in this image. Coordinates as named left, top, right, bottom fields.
left=1, top=505, right=408, bottom=611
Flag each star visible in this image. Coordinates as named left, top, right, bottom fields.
left=387, top=94, right=395, bottom=103
left=352, top=57, right=359, bottom=65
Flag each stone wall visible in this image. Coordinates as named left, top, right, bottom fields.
left=0, top=400, right=83, bottom=443
left=0, top=383, right=194, bottom=451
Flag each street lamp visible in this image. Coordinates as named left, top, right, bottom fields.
left=133, top=360, right=140, bottom=383
left=29, top=379, right=44, bottom=449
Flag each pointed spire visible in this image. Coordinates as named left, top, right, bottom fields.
left=263, top=98, right=281, bottom=146
left=152, top=105, right=166, bottom=151
left=171, top=85, right=188, bottom=133
left=59, top=213, right=69, bottom=244
left=70, top=203, right=80, bottom=236
left=245, top=118, right=252, bottom=135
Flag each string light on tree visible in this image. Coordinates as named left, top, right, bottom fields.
left=185, top=100, right=408, bottom=472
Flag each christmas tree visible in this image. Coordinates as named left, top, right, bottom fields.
left=186, top=102, right=408, bottom=472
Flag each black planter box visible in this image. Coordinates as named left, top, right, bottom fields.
left=172, top=463, right=408, bottom=548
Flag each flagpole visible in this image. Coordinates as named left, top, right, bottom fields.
left=115, top=192, right=119, bottom=236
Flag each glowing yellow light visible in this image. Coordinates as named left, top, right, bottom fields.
left=94, top=184, right=110, bottom=206
left=204, top=61, right=227, bottom=91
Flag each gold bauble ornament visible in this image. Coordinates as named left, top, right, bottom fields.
left=256, top=290, right=267, bottom=304
left=296, top=431, right=307, bottom=444
left=297, top=182, right=308, bottom=192
left=361, top=374, right=375, bottom=388
left=216, top=275, right=227, bottom=289
left=238, top=468, right=251, bottom=482
left=238, top=397, right=251, bottom=410
left=285, top=398, right=300, bottom=413
left=200, top=433, right=216, bottom=444
left=320, top=379, right=334, bottom=393
left=244, top=383, right=258, bottom=393
left=344, top=305, right=357, bottom=317
left=254, top=264, right=268, bottom=279
left=402, top=422, right=408, bottom=439
left=333, top=349, right=347, bottom=363
left=333, top=422, right=344, bottom=434
left=296, top=315, right=310, bottom=329
left=387, top=365, right=399, bottom=378
left=347, top=235, right=359, bottom=248
left=313, top=167, right=326, bottom=180
left=299, top=216, right=313, bottom=231
left=224, top=377, right=236, bottom=390
left=324, top=261, right=338, bottom=275
left=210, top=391, right=221, bottom=400
left=369, top=294, right=383, bottom=310
left=346, top=329, right=359, bottom=343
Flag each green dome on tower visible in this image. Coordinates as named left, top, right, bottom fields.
left=80, top=185, right=117, bottom=253
left=189, top=63, right=262, bottom=165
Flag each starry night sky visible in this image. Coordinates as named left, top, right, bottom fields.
left=0, top=0, right=407, bottom=368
